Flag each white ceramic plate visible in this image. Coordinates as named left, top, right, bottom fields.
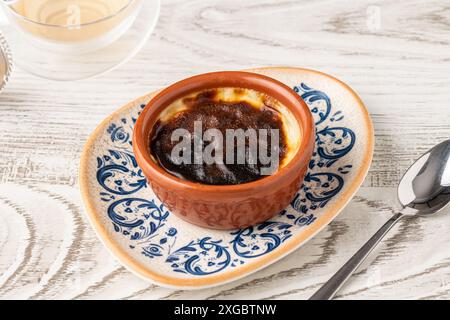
left=80, top=67, right=374, bottom=289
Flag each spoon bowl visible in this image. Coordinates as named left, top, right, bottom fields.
left=398, top=139, right=450, bottom=216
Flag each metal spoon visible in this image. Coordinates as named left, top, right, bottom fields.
left=310, top=139, right=450, bottom=300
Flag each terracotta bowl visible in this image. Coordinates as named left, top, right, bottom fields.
left=133, top=71, right=315, bottom=229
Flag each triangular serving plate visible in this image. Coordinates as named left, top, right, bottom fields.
left=80, top=67, right=374, bottom=289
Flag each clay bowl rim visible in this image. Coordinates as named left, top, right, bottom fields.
left=132, top=71, right=315, bottom=197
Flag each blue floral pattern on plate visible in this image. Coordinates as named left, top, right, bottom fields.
left=91, top=82, right=356, bottom=277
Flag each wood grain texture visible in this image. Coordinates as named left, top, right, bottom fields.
left=0, top=0, right=449, bottom=300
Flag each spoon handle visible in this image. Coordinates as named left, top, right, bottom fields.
left=309, top=212, right=404, bottom=300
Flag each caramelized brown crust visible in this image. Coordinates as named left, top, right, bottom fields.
left=150, top=89, right=288, bottom=185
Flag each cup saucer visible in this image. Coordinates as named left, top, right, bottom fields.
left=79, top=67, right=374, bottom=289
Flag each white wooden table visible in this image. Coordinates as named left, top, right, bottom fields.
left=1, top=0, right=450, bottom=300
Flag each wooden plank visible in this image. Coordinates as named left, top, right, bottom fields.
left=0, top=0, right=449, bottom=299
